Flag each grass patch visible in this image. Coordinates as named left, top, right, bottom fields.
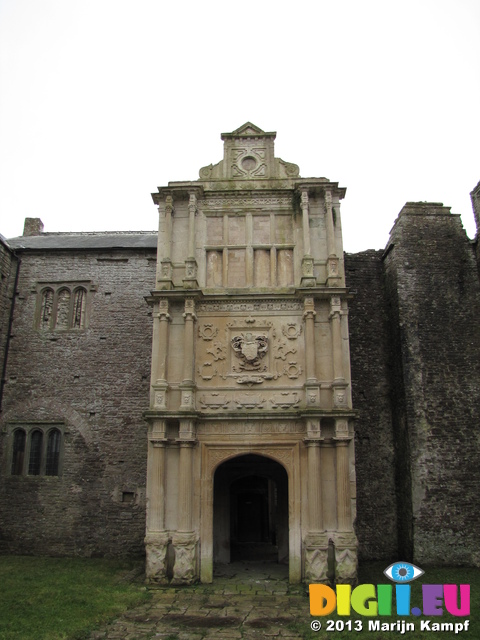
left=0, top=556, right=150, bottom=640
left=291, top=562, right=478, bottom=639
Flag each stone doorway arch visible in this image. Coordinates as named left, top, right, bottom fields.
left=199, top=442, right=301, bottom=583
left=213, top=454, right=289, bottom=566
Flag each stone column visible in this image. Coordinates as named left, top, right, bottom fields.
left=333, top=418, right=358, bottom=584
left=157, top=193, right=174, bottom=289
left=304, top=419, right=329, bottom=583
left=304, top=297, right=320, bottom=406
left=172, top=420, right=197, bottom=585
left=330, top=296, right=348, bottom=409
left=325, top=189, right=340, bottom=285
left=300, top=189, right=316, bottom=287
left=145, top=420, right=169, bottom=583
left=180, top=298, right=196, bottom=410
left=184, top=191, right=199, bottom=289
left=151, top=299, right=170, bottom=410
left=306, top=442, right=322, bottom=531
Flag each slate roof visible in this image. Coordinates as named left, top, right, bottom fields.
left=7, top=232, right=158, bottom=251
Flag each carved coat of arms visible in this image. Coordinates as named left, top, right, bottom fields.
left=231, top=332, right=268, bottom=371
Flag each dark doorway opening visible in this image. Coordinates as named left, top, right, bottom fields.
left=213, top=454, right=288, bottom=566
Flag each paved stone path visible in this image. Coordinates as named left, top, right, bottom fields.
left=90, top=563, right=313, bottom=640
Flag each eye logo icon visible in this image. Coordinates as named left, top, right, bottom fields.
left=384, top=562, right=424, bottom=583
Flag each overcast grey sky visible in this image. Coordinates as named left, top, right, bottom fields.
left=0, top=0, right=478, bottom=252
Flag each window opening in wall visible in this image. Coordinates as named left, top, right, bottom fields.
left=55, top=288, right=71, bottom=329
left=73, top=288, right=86, bottom=328
left=37, top=283, right=91, bottom=330
left=11, top=429, right=25, bottom=475
left=46, top=429, right=61, bottom=476
left=28, top=429, right=43, bottom=475
left=8, top=425, right=63, bottom=477
left=40, top=289, right=54, bottom=329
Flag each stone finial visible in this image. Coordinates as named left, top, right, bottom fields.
left=23, top=218, right=44, bottom=236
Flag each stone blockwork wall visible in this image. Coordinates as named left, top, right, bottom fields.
left=0, top=239, right=17, bottom=405
left=383, top=204, right=480, bottom=566
left=345, top=250, right=398, bottom=562
left=0, top=246, right=156, bottom=557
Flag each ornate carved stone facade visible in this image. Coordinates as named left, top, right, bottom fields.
left=145, top=123, right=357, bottom=584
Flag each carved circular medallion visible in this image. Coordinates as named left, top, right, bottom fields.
left=241, top=156, right=257, bottom=171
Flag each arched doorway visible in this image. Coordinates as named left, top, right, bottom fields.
left=213, top=454, right=288, bottom=567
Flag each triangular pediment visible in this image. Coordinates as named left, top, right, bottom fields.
left=231, top=122, right=265, bottom=136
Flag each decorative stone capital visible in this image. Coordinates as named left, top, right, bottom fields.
left=178, top=419, right=196, bottom=441
left=300, top=189, right=309, bottom=210
left=329, top=296, right=342, bottom=317
left=324, top=189, right=332, bottom=210
left=334, top=418, right=350, bottom=440
left=188, top=191, right=198, bottom=215
left=165, top=194, right=174, bottom=216
left=183, top=298, right=197, bottom=320
left=303, top=297, right=316, bottom=320
left=306, top=418, right=321, bottom=439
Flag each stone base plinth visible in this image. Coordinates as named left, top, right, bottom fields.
left=145, top=531, right=170, bottom=584
left=171, top=532, right=198, bottom=585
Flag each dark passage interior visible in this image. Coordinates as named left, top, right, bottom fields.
left=213, top=454, right=288, bottom=565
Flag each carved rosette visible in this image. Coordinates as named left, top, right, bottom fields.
left=145, top=532, right=170, bottom=584
left=171, top=533, right=198, bottom=585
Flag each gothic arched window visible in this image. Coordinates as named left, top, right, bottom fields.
left=11, top=429, right=26, bottom=475
left=46, top=429, right=61, bottom=476
left=28, top=429, right=43, bottom=475
left=40, top=288, right=54, bottom=330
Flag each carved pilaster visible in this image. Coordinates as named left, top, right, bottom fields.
left=335, top=439, right=352, bottom=532
left=300, top=189, right=311, bottom=256
left=305, top=436, right=323, bottom=532
left=157, top=194, right=175, bottom=290
left=172, top=433, right=198, bottom=585
left=184, top=191, right=199, bottom=289
left=303, top=299, right=319, bottom=406
left=329, top=296, right=344, bottom=382
left=181, top=298, right=196, bottom=409
left=325, top=190, right=341, bottom=287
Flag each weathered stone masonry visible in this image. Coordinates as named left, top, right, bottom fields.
left=0, top=124, right=479, bottom=574
left=0, top=232, right=156, bottom=556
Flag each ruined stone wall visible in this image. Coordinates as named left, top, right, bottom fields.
left=345, top=250, right=398, bottom=562
left=0, top=247, right=156, bottom=557
left=0, top=239, right=18, bottom=411
left=383, top=204, right=480, bottom=566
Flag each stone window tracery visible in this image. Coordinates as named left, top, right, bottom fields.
left=7, top=425, right=63, bottom=477
left=37, top=282, right=92, bottom=330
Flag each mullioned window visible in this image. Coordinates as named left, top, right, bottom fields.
left=8, top=424, right=64, bottom=477
left=35, top=281, right=94, bottom=330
